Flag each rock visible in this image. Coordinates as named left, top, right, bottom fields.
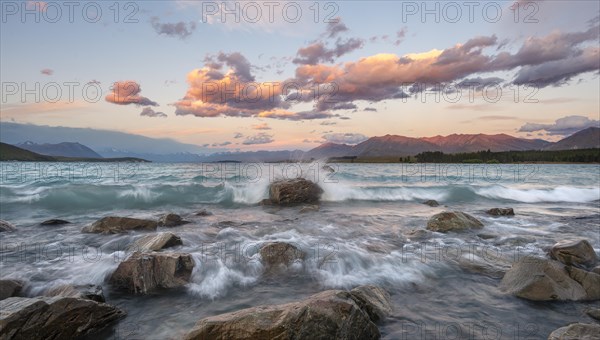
left=586, top=308, right=600, bottom=321
left=195, top=209, right=213, bottom=216
left=259, top=242, right=305, bottom=274
left=422, top=200, right=439, bottom=207
left=550, top=239, right=598, bottom=269
left=130, top=232, right=183, bottom=252
left=0, top=296, right=125, bottom=339
left=322, top=165, right=335, bottom=173
left=457, top=251, right=512, bottom=279
left=268, top=178, right=323, bottom=205
left=40, top=219, right=71, bottom=226
left=299, top=205, right=320, bottom=213
left=592, top=266, right=600, bottom=275
left=0, top=220, right=16, bottom=232
left=404, top=229, right=432, bottom=241
left=426, top=211, right=483, bottom=233
left=494, top=236, right=536, bottom=247
left=109, top=252, right=194, bottom=294
left=349, top=285, right=392, bottom=323
left=82, top=216, right=157, bottom=234
left=44, top=284, right=105, bottom=303
left=183, top=287, right=386, bottom=340
left=477, top=233, right=498, bottom=240
left=547, top=323, right=600, bottom=340
left=486, top=208, right=515, bottom=216
left=499, top=256, right=600, bottom=301
left=158, top=213, right=189, bottom=227
left=0, top=280, right=23, bottom=300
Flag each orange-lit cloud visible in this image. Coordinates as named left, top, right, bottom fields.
left=105, top=81, right=158, bottom=106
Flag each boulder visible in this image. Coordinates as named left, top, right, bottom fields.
left=109, top=252, right=194, bottom=294
left=422, top=200, right=439, bottom=207
left=0, top=296, right=124, bottom=339
left=499, top=256, right=600, bottom=301
left=158, top=213, right=189, bottom=227
left=40, top=219, right=71, bottom=226
left=299, top=205, right=320, bottom=213
left=44, top=284, right=105, bottom=303
left=0, top=280, right=23, bottom=300
left=547, top=323, right=600, bottom=340
left=130, top=232, right=183, bottom=252
left=349, top=285, right=392, bottom=323
left=550, top=239, right=598, bottom=269
left=457, top=251, right=512, bottom=279
left=195, top=209, right=213, bottom=216
left=586, top=308, right=600, bottom=321
left=486, top=208, right=514, bottom=216
left=0, top=220, right=16, bottom=232
left=259, top=242, right=305, bottom=274
left=184, top=286, right=389, bottom=340
left=82, top=216, right=157, bottom=234
left=426, top=211, right=483, bottom=232
left=268, top=178, right=323, bottom=205
left=593, top=266, right=600, bottom=275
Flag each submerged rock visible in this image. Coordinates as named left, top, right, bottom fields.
left=0, top=220, right=16, bottom=232
left=322, top=165, right=335, bottom=173
left=486, top=208, right=515, bottom=216
left=183, top=285, right=390, bottom=340
left=158, top=213, right=189, bottom=227
left=44, top=284, right=105, bottom=303
left=260, top=242, right=305, bottom=274
left=426, top=211, right=483, bottom=232
left=130, top=232, right=183, bottom=252
left=268, top=178, right=323, bottom=205
left=547, top=323, right=600, bottom=340
left=549, top=239, right=598, bottom=269
left=109, top=252, right=194, bottom=294
left=586, top=308, right=600, bottom=321
left=457, top=251, right=512, bottom=279
left=82, top=216, right=157, bottom=234
left=299, top=205, right=320, bottom=213
left=0, top=280, right=23, bottom=300
left=422, top=200, right=439, bottom=207
left=0, top=296, right=125, bottom=339
left=195, top=209, right=213, bottom=216
left=40, top=219, right=71, bottom=226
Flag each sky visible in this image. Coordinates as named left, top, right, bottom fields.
left=1, top=0, right=599, bottom=152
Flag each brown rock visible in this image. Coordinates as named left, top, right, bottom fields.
left=0, top=220, right=16, bottom=232
left=547, top=323, right=600, bottom=340
left=44, top=284, right=105, bottom=303
left=486, top=208, right=515, bottom=216
left=158, top=213, right=189, bottom=227
left=82, top=216, right=157, bottom=234
left=130, top=232, right=183, bottom=252
left=268, top=178, right=323, bottom=205
left=109, top=252, right=195, bottom=294
left=550, top=239, right=598, bottom=269
left=259, top=242, right=305, bottom=274
left=586, top=308, right=600, bottom=321
left=593, top=266, right=600, bottom=275
left=0, top=296, right=125, bottom=339
left=195, top=209, right=213, bottom=216
left=426, top=211, right=483, bottom=233
left=349, top=285, right=392, bottom=323
left=0, top=280, right=23, bottom=300
left=422, top=200, right=439, bottom=207
left=299, top=205, right=320, bottom=213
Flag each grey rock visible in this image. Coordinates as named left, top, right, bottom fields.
left=426, top=211, right=483, bottom=233
left=82, top=216, right=157, bottom=234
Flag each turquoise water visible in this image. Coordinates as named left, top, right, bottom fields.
left=1, top=162, right=599, bottom=339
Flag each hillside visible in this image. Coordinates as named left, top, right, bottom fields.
left=17, top=141, right=103, bottom=158
left=545, top=127, right=600, bottom=150
left=0, top=143, right=149, bottom=162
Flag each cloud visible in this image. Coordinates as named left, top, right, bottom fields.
left=106, top=81, right=158, bottom=106
left=364, top=107, right=377, bottom=112
left=518, top=115, right=599, bottom=135
left=320, top=121, right=337, bottom=126
left=26, top=1, right=47, bottom=12
left=242, top=132, right=274, bottom=145
left=140, top=107, right=167, bottom=118
left=292, top=38, right=364, bottom=65
left=40, top=68, right=53, bottom=76
left=212, top=141, right=231, bottom=147
left=324, top=17, right=348, bottom=38
left=233, top=132, right=244, bottom=139
left=322, top=132, right=368, bottom=144
left=394, top=28, right=407, bottom=46
left=151, top=17, right=196, bottom=39
left=252, top=122, right=271, bottom=130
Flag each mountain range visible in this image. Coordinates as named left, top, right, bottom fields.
left=17, top=141, right=102, bottom=158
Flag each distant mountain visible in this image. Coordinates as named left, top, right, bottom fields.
left=99, top=149, right=204, bottom=162
left=17, top=141, right=102, bottom=158
left=353, top=135, right=441, bottom=157
left=200, top=150, right=306, bottom=163
left=305, top=143, right=354, bottom=159
left=545, top=127, right=600, bottom=150
left=0, top=143, right=148, bottom=162
left=421, top=133, right=550, bottom=153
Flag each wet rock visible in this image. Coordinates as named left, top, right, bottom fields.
left=44, top=284, right=105, bottom=303
left=547, top=323, right=600, bottom=340
left=322, top=165, right=335, bottom=173
left=457, top=251, right=512, bottom=279
left=426, top=211, right=483, bottom=233
left=260, top=242, right=305, bottom=274
left=82, top=216, right=157, bottom=234
left=299, top=205, right=320, bottom=213
left=592, top=266, right=600, bottom=275
left=477, top=233, right=498, bottom=240
left=422, top=200, right=439, bottom=207
left=130, top=232, right=183, bottom=252
left=0, top=220, right=16, bottom=232
left=268, top=178, right=323, bottom=205
left=404, top=229, right=432, bottom=241
left=349, top=285, right=392, bottom=323
left=499, top=256, right=600, bottom=301
left=486, top=208, right=514, bottom=216
left=586, top=308, right=600, bottom=321
left=158, top=213, right=189, bottom=227
left=183, top=287, right=386, bottom=340
left=109, top=252, right=194, bottom=294
left=493, top=236, right=536, bottom=247
left=40, top=219, right=71, bottom=226
left=194, top=209, right=213, bottom=216
left=550, top=239, right=598, bottom=269
left=0, top=296, right=125, bottom=339
left=0, top=280, right=23, bottom=300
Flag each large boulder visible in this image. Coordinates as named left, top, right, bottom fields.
left=259, top=242, right=305, bottom=274
left=486, top=208, right=514, bottom=216
left=0, top=220, right=16, bottom=232
left=349, top=285, right=392, bottom=323
left=184, top=286, right=390, bottom=340
left=550, top=240, right=598, bottom=269
left=547, top=323, right=600, bottom=340
left=158, top=213, right=189, bottom=227
left=0, top=296, right=125, bottom=339
left=109, top=252, right=195, bottom=294
left=0, top=280, right=23, bottom=300
left=130, top=232, right=183, bottom=252
left=499, top=256, right=600, bottom=301
left=44, top=284, right=105, bottom=303
left=426, top=211, right=483, bottom=232
left=82, top=216, right=157, bottom=234
left=268, top=178, right=323, bottom=205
